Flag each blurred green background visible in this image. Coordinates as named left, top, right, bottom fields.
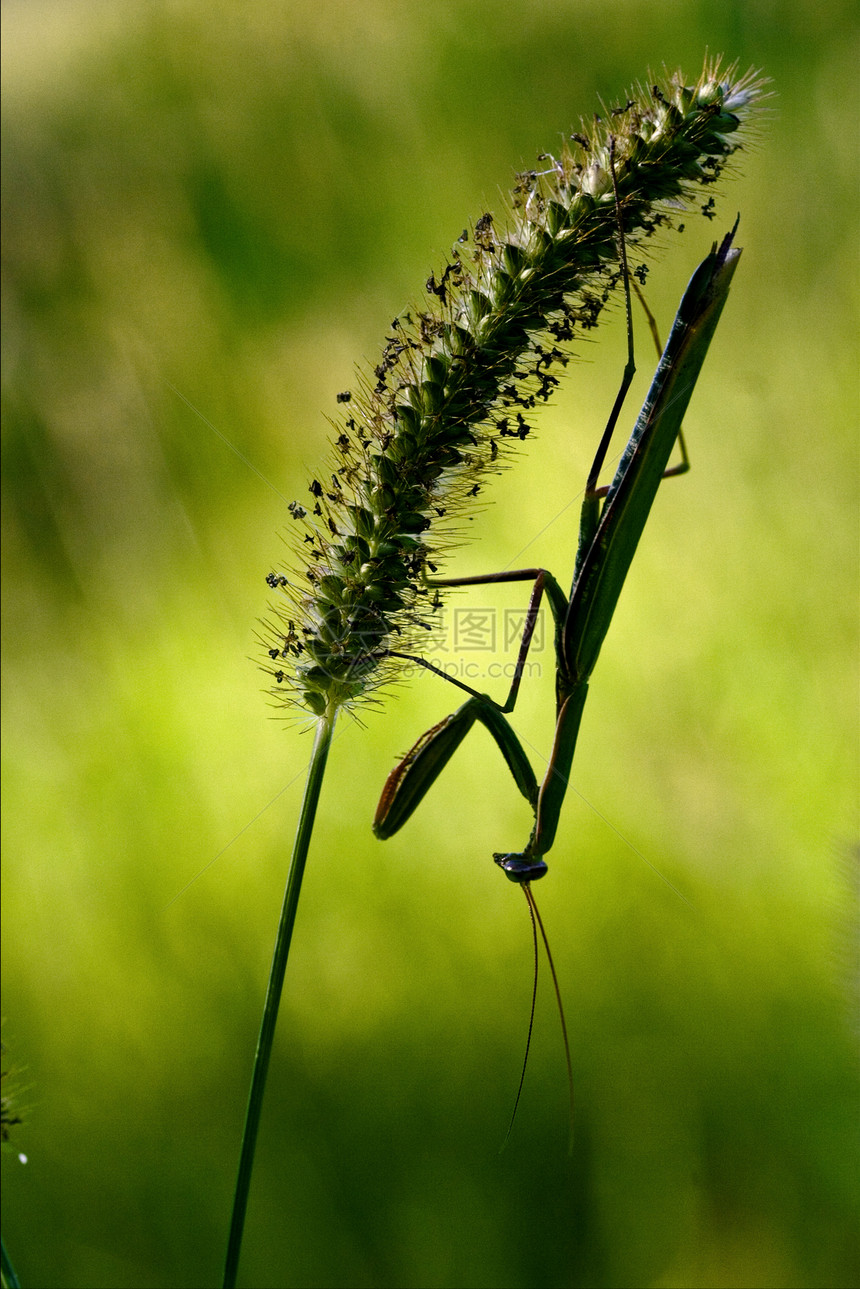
left=2, top=1, right=857, bottom=1286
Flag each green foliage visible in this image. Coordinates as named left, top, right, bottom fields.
left=2, top=2, right=858, bottom=1287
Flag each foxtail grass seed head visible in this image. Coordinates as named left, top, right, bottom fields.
left=262, top=59, right=766, bottom=718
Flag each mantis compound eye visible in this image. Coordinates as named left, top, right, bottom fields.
left=494, top=853, right=549, bottom=884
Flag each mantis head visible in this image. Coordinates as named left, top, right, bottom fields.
left=494, top=853, right=548, bottom=884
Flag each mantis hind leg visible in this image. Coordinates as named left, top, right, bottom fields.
left=575, top=143, right=691, bottom=575
left=630, top=278, right=690, bottom=482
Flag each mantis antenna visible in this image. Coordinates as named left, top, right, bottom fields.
left=500, top=884, right=575, bottom=1153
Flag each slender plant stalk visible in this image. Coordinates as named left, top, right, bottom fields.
left=1, top=1237, right=21, bottom=1289
left=223, top=709, right=336, bottom=1289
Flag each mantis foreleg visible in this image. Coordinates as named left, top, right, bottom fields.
left=372, top=694, right=539, bottom=841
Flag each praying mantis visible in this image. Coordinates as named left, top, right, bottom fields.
left=371, top=217, right=741, bottom=1135
left=373, top=218, right=741, bottom=915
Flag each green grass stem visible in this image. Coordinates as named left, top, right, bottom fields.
left=1, top=1237, right=21, bottom=1289
left=223, top=710, right=337, bottom=1289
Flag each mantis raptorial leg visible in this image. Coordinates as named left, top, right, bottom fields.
left=374, top=211, right=742, bottom=1136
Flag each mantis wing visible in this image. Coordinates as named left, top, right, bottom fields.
left=563, top=224, right=742, bottom=688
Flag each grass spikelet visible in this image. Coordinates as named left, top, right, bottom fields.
left=262, top=58, right=767, bottom=718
